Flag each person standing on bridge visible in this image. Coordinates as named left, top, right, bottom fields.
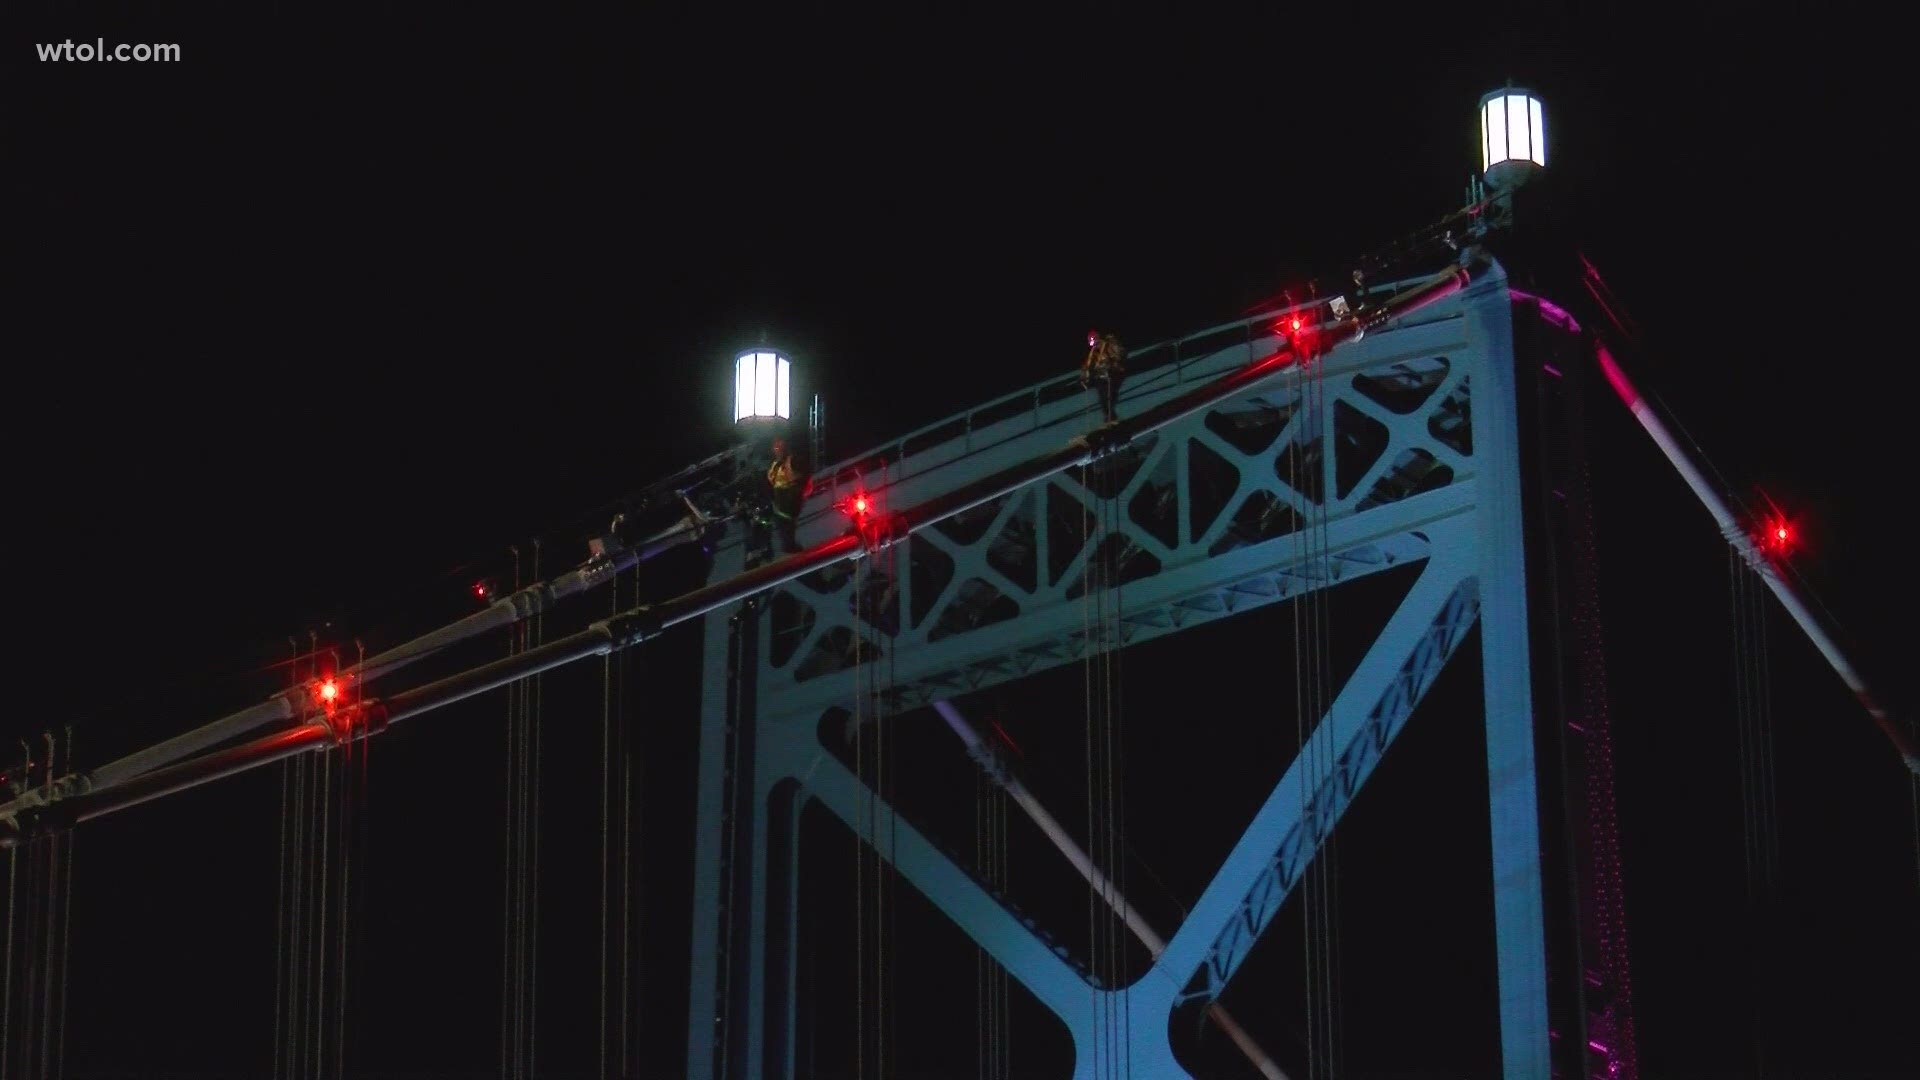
left=1081, top=329, right=1127, bottom=424
left=767, top=436, right=810, bottom=553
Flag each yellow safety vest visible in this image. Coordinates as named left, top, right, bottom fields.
left=768, top=456, right=798, bottom=490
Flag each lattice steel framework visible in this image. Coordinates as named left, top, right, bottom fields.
left=688, top=266, right=1557, bottom=1078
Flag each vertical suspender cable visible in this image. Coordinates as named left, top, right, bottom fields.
left=3, top=839, right=14, bottom=1080
left=1113, top=466, right=1121, bottom=1068
left=883, top=517, right=900, bottom=1078
left=55, top=732, right=74, bottom=1080
left=1078, top=465, right=1098, bottom=1078
left=313, top=747, right=330, bottom=1080
left=1316, top=341, right=1331, bottom=1080
left=274, top=672, right=291, bottom=1080
left=853, top=555, right=866, bottom=1080
left=1306, top=347, right=1323, bottom=1080
left=619, top=588, right=635, bottom=1078
left=1289, top=352, right=1311, bottom=1079
left=291, top=675, right=311, bottom=1080
left=1730, top=550, right=1761, bottom=1075
left=1751, top=570, right=1778, bottom=893
left=998, top=752, right=1009, bottom=1079
left=1100, top=465, right=1124, bottom=1078
left=599, top=579, right=613, bottom=1077
left=337, top=643, right=362, bottom=1080
left=974, top=765, right=984, bottom=1080
left=1314, top=317, right=1343, bottom=1079
left=876, top=528, right=888, bottom=1075
left=529, top=539, right=544, bottom=1076
left=1, top=842, right=12, bottom=1080
left=501, top=546, right=520, bottom=1080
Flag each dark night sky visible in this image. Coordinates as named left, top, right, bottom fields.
left=7, top=6, right=1917, bottom=1078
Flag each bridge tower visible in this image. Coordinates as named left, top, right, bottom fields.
left=685, top=246, right=1632, bottom=1078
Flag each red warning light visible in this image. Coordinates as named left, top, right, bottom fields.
left=838, top=488, right=879, bottom=532
left=473, top=581, right=489, bottom=599
left=1756, top=514, right=1796, bottom=557
left=1290, top=316, right=1304, bottom=333
left=839, top=488, right=874, bottom=518
left=319, top=679, right=340, bottom=703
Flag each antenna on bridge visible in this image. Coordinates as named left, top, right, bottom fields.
left=809, top=393, right=823, bottom=479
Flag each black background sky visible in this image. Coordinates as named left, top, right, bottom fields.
left=6, top=5, right=1917, bottom=1078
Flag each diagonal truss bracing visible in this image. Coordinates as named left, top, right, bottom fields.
left=755, top=311, right=1476, bottom=721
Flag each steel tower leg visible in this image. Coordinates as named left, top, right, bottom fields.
left=770, top=783, right=805, bottom=1080
left=1467, top=277, right=1553, bottom=1077
left=687, top=545, right=746, bottom=1080
left=744, top=776, right=804, bottom=1080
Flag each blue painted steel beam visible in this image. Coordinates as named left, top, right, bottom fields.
left=1145, top=523, right=1478, bottom=1003
left=786, top=735, right=1099, bottom=1039
left=1464, top=273, right=1553, bottom=1078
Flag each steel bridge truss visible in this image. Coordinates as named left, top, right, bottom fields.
left=690, top=270, right=1553, bottom=1078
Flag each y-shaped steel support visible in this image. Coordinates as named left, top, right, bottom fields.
left=930, top=699, right=1289, bottom=1080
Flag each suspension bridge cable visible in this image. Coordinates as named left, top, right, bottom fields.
left=1733, top=546, right=1784, bottom=1076
left=1304, top=345, right=1323, bottom=1080
left=3, top=842, right=14, bottom=1080
left=998, top=754, right=1010, bottom=1078
left=528, top=539, right=545, bottom=1077
left=885, top=517, right=902, bottom=1079
left=274, top=721, right=290, bottom=1079
left=1115, top=505, right=1124, bottom=1074
left=55, top=821, right=73, bottom=1080
left=1105, top=474, right=1121, bottom=1076
left=336, top=642, right=364, bottom=1080
left=873, top=534, right=888, bottom=1078
left=974, top=765, right=985, bottom=1080
left=2, top=841, right=13, bottom=1076
left=1910, top=725, right=1920, bottom=894
left=14, top=804, right=30, bottom=1080
left=290, top=707, right=311, bottom=1079
left=599, top=581, right=613, bottom=1078
left=501, top=546, right=521, bottom=1080
left=619, top=605, right=635, bottom=1078
left=51, top=734, right=74, bottom=1080
left=302, top=635, right=324, bottom=1080
left=976, top=763, right=986, bottom=1078
left=1318, top=344, right=1345, bottom=1080
left=1313, top=346, right=1336, bottom=1080
left=1583, top=265, right=1880, bottom=697
left=853, top=556, right=867, bottom=1080
left=1287, top=367, right=1309, bottom=1080
left=713, top=608, right=733, bottom=1080
left=313, top=746, right=331, bottom=1080
left=14, top=791, right=30, bottom=1080
left=1306, top=360, right=1323, bottom=1080
left=39, top=829, right=54, bottom=1079
left=1729, top=551, right=1764, bottom=1075
left=1078, top=466, right=1099, bottom=1078
left=279, top=661, right=295, bottom=1080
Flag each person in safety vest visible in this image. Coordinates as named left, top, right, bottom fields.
left=1081, top=329, right=1126, bottom=424
left=767, top=437, right=811, bottom=552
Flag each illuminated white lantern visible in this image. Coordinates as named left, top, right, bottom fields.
left=1480, top=88, right=1546, bottom=190
left=733, top=348, right=791, bottom=423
